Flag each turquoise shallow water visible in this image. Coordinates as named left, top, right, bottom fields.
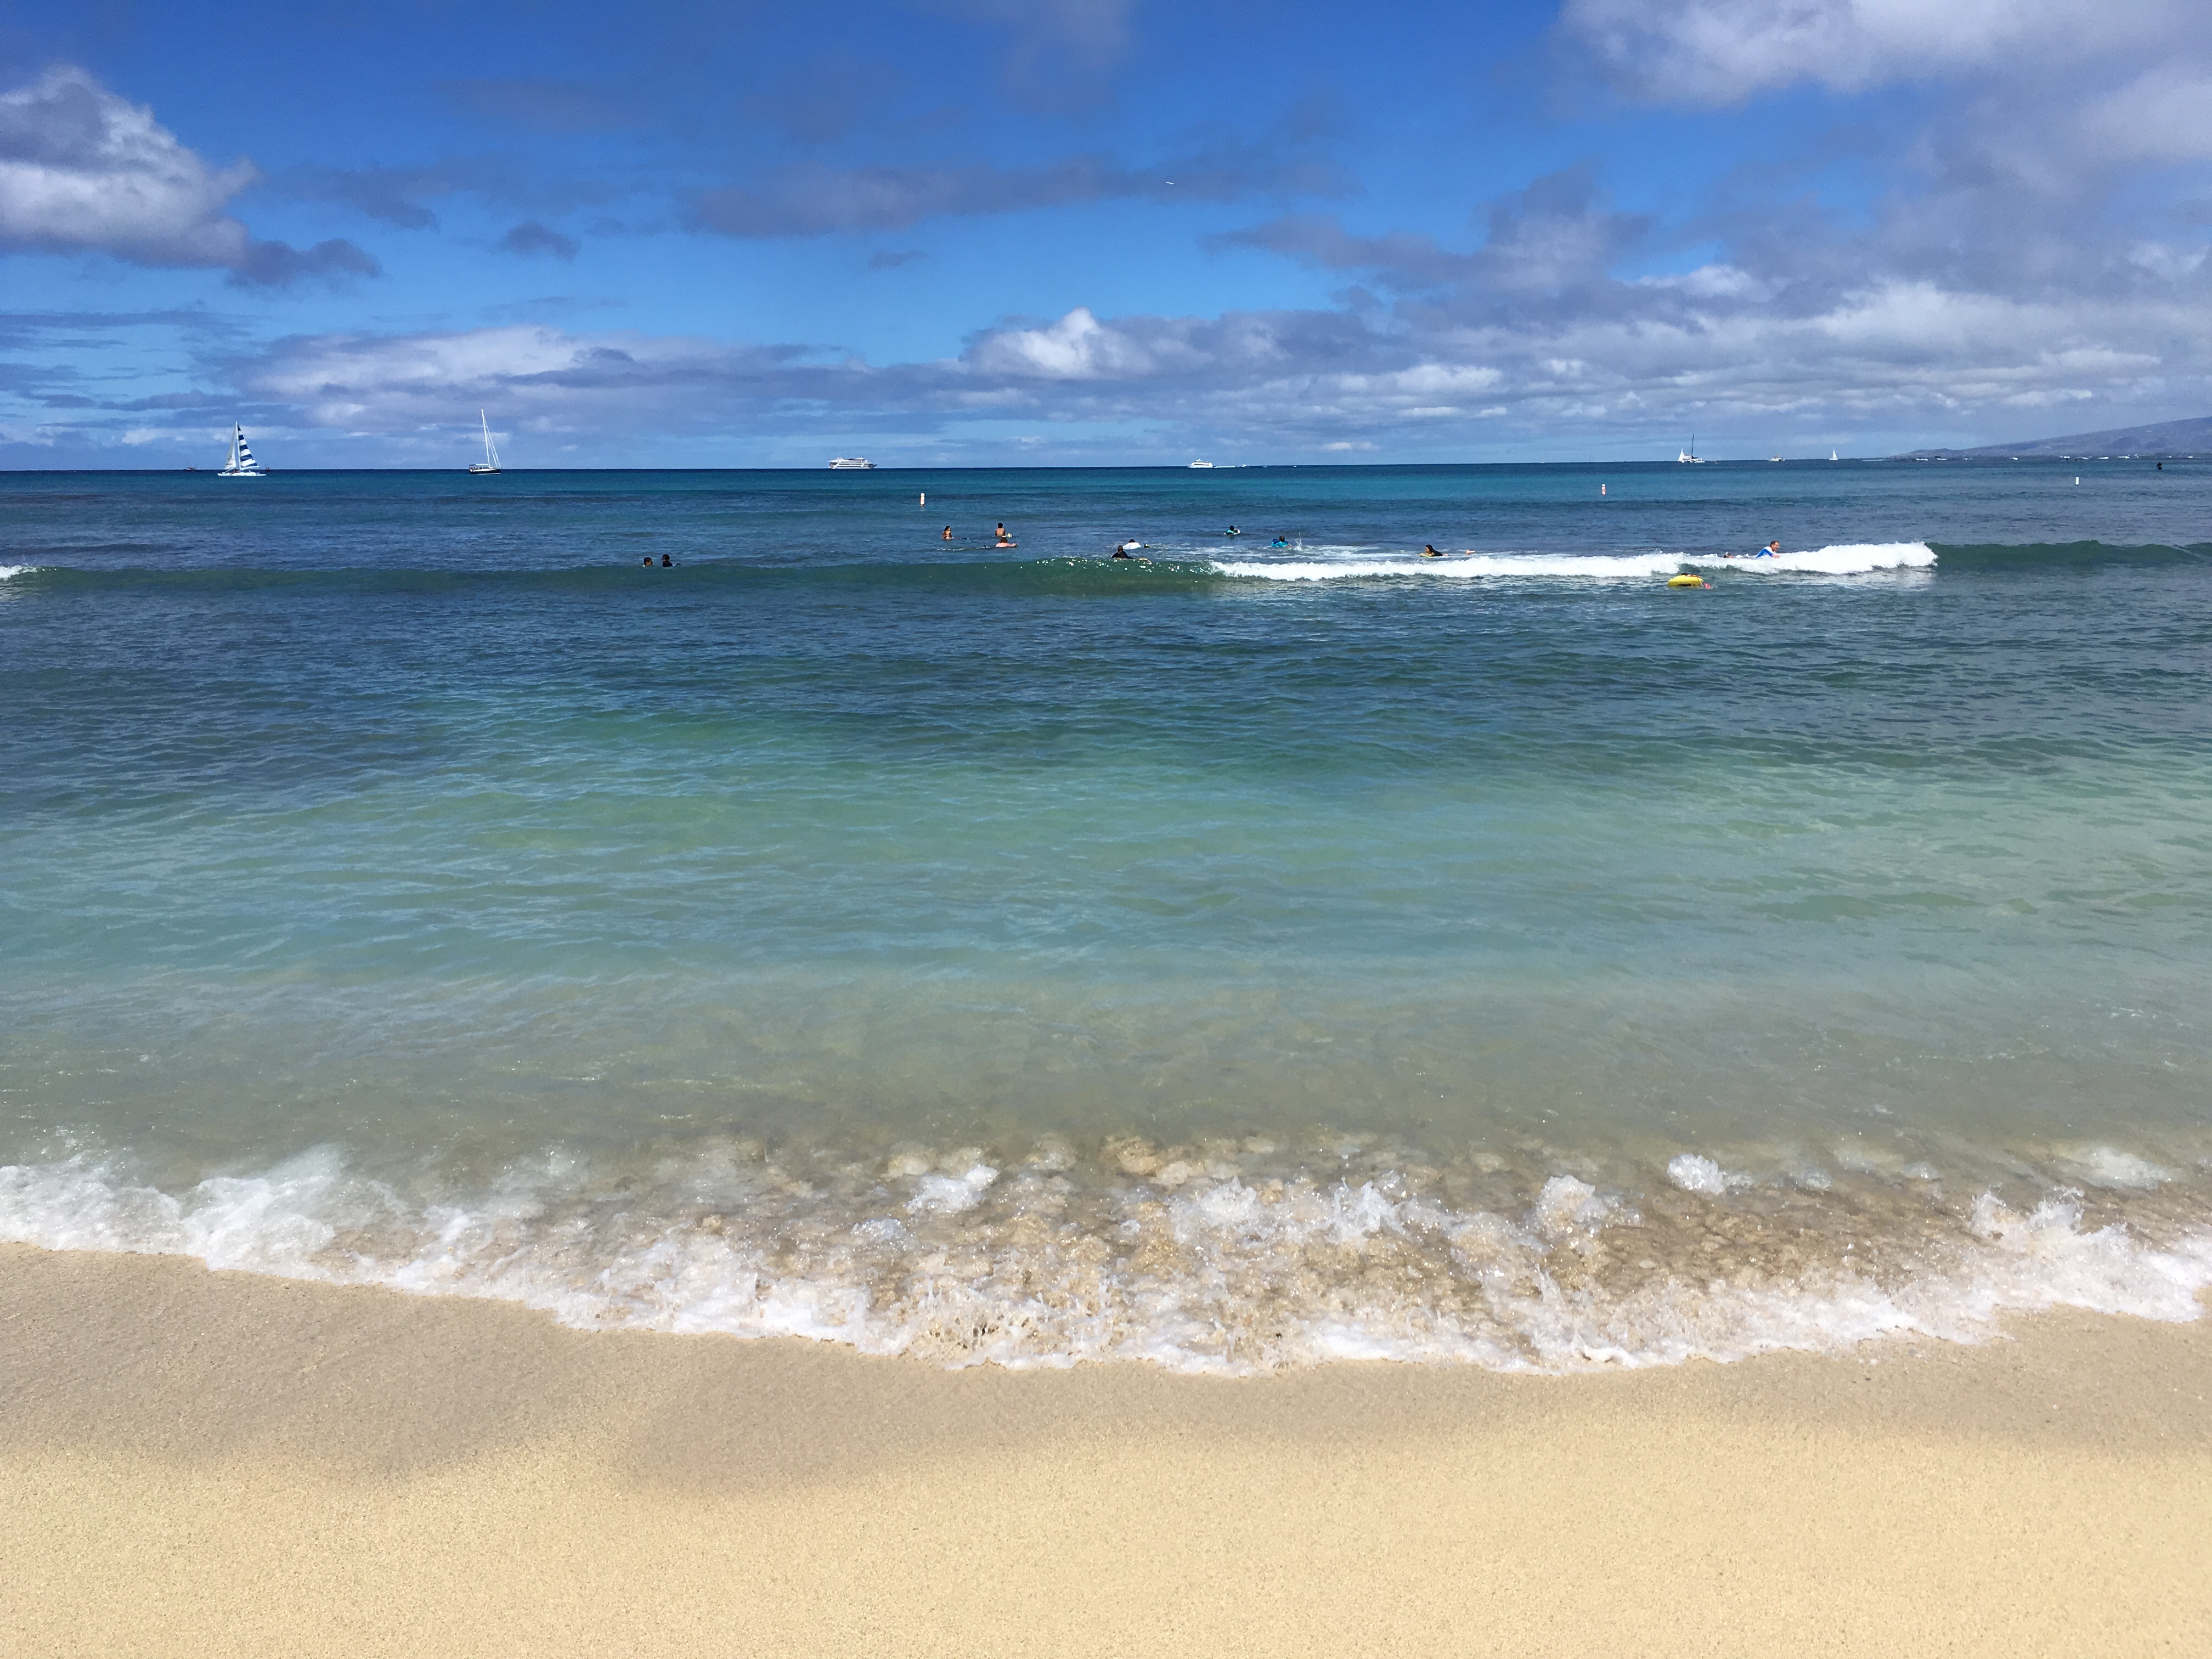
left=4, top=462, right=2211, bottom=1369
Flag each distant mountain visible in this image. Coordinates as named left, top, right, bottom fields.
left=1897, top=415, right=2212, bottom=459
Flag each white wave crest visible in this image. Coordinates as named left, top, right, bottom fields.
left=1683, top=541, right=1935, bottom=574
left=1215, top=541, right=1934, bottom=582
left=0, top=566, right=35, bottom=582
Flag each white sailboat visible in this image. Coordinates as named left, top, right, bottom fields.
left=218, top=423, right=267, bottom=477
left=468, top=410, right=501, bottom=474
left=1676, top=434, right=1707, bottom=464
left=1830, top=449, right=1840, bottom=461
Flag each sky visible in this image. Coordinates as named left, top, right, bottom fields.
left=3, top=0, right=2211, bottom=468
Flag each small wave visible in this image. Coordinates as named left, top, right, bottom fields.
left=1685, top=541, right=1936, bottom=575
left=1928, top=540, right=2212, bottom=568
left=0, top=566, right=33, bottom=582
left=4, top=1135, right=2205, bottom=1375
left=1217, top=542, right=1934, bottom=582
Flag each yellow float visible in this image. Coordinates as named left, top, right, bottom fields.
left=1666, top=574, right=1709, bottom=588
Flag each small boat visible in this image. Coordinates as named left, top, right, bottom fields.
left=829, top=456, right=876, bottom=470
left=468, top=410, right=501, bottom=474
left=1769, top=455, right=1783, bottom=462
left=1676, top=435, right=1707, bottom=464
left=1187, top=459, right=1214, bottom=469
left=1830, top=449, right=1840, bottom=461
left=218, top=423, right=267, bottom=477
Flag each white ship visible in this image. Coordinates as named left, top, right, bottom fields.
left=1676, top=433, right=1708, bottom=464
left=1187, top=459, right=1214, bottom=469
left=468, top=410, right=500, bottom=474
left=218, top=424, right=267, bottom=477
left=829, top=456, right=876, bottom=470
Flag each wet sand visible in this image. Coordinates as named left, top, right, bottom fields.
left=2, top=1242, right=2208, bottom=1657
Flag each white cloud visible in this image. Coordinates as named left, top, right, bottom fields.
left=0, top=65, right=374, bottom=284
left=2080, top=68, right=2212, bottom=162
left=969, top=307, right=1181, bottom=379
left=1562, top=0, right=2184, bottom=104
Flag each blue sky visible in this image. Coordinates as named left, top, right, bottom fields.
left=4, top=0, right=2211, bottom=467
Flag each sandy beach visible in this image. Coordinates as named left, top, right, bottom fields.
left=1, top=1243, right=2206, bottom=1657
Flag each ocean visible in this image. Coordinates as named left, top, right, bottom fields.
left=4, top=460, right=2210, bottom=1372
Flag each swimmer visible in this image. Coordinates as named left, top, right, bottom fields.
left=942, top=525, right=953, bottom=541
left=661, top=553, right=673, bottom=567
left=1421, top=544, right=1446, bottom=558
left=1757, top=540, right=1782, bottom=557
left=1271, top=536, right=1289, bottom=548
left=641, top=555, right=653, bottom=566
left=1226, top=525, right=1242, bottom=537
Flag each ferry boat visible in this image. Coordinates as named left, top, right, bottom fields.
left=218, top=424, right=267, bottom=477
left=467, top=410, right=500, bottom=474
left=828, top=456, right=876, bottom=470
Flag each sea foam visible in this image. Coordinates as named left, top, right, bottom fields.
left=4, top=1134, right=2205, bottom=1375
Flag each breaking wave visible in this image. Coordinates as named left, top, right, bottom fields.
left=5, top=1131, right=2206, bottom=1374
left=1215, top=543, right=1936, bottom=581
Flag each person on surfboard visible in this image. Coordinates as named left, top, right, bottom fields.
left=995, top=522, right=1015, bottom=548
left=1421, top=544, right=1446, bottom=558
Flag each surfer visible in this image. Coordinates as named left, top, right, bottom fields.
left=641, top=555, right=653, bottom=566
left=1271, top=535, right=1289, bottom=548
left=1114, top=540, right=1143, bottom=557
left=661, top=554, right=673, bottom=567
left=1421, top=544, right=1445, bottom=558
left=1758, top=539, right=1782, bottom=557
left=995, top=522, right=1015, bottom=547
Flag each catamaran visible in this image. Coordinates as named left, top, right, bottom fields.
left=828, top=456, right=876, bottom=469
left=468, top=410, right=501, bottom=474
left=1676, top=435, right=1707, bottom=464
left=218, top=424, right=267, bottom=477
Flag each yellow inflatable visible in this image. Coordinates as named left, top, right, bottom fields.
left=1666, top=574, right=1708, bottom=588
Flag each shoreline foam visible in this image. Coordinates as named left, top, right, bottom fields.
left=7, top=1133, right=2207, bottom=1374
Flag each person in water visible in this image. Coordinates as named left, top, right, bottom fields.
left=1113, top=539, right=1143, bottom=557
left=1421, top=544, right=1446, bottom=558
left=1226, top=525, right=1241, bottom=537
left=641, top=555, right=653, bottom=566
left=995, top=522, right=1014, bottom=545
left=661, top=553, right=673, bottom=567
left=1759, top=540, right=1782, bottom=557
left=942, top=525, right=954, bottom=541
left=1271, top=535, right=1289, bottom=548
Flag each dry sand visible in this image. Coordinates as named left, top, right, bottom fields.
left=2, top=1242, right=2208, bottom=1657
